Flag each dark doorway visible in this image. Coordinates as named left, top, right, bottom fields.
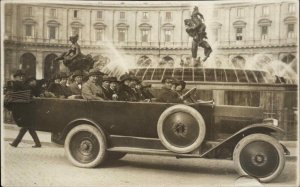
left=20, top=53, right=36, bottom=79
left=44, top=53, right=59, bottom=80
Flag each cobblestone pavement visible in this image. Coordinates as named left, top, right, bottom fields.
left=2, top=141, right=298, bottom=187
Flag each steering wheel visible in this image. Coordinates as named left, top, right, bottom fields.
left=181, top=87, right=197, bottom=100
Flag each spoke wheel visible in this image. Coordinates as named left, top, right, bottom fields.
left=65, top=124, right=107, bottom=168
left=157, top=104, right=206, bottom=153
left=233, top=134, right=285, bottom=182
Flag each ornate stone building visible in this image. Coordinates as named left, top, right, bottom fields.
left=3, top=1, right=298, bottom=80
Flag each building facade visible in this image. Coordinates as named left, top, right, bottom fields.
left=3, top=1, right=298, bottom=80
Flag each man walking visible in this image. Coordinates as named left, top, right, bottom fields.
left=9, top=70, right=42, bottom=148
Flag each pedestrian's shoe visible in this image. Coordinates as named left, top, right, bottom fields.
left=32, top=144, right=41, bottom=148
left=9, top=143, right=17, bottom=147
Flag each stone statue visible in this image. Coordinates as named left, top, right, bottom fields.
left=55, top=34, right=94, bottom=73
left=185, top=6, right=212, bottom=66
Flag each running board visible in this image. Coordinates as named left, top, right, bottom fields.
left=107, top=147, right=204, bottom=158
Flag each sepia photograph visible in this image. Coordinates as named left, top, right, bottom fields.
left=1, top=0, right=299, bottom=186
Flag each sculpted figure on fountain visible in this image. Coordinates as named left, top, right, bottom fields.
left=185, top=6, right=212, bottom=66
left=55, top=34, right=95, bottom=73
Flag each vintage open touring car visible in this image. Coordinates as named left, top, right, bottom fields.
left=5, top=88, right=289, bottom=182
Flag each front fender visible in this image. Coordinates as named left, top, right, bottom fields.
left=201, top=123, right=284, bottom=159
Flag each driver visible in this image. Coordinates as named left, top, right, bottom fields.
left=156, top=77, right=183, bottom=103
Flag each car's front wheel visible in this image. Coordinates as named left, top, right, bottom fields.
left=233, top=133, right=285, bottom=182
left=65, top=124, right=107, bottom=168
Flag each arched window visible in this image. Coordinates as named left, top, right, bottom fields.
left=137, top=56, right=152, bottom=67
left=282, top=54, right=295, bottom=64
left=159, top=56, right=174, bottom=67
left=231, top=56, right=245, bottom=68
left=44, top=54, right=59, bottom=80
left=20, top=53, right=36, bottom=78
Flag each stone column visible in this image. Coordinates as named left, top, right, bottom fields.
left=35, top=51, right=44, bottom=79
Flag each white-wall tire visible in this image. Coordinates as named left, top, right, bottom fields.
left=65, top=124, right=107, bottom=168
left=233, top=133, right=285, bottom=182
left=157, top=104, right=206, bottom=153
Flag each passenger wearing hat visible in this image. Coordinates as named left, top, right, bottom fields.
left=59, top=72, right=72, bottom=98
left=25, top=76, right=40, bottom=97
left=47, top=73, right=65, bottom=98
left=101, top=75, right=113, bottom=99
left=82, top=69, right=107, bottom=100
left=136, top=81, right=154, bottom=101
left=109, top=77, right=120, bottom=101
left=68, top=70, right=84, bottom=96
left=127, top=75, right=141, bottom=101
left=175, top=80, right=186, bottom=95
left=156, top=77, right=183, bottom=103
left=118, top=73, right=135, bottom=101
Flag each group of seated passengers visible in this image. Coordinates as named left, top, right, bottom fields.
left=6, top=69, right=188, bottom=103
left=5, top=69, right=155, bottom=102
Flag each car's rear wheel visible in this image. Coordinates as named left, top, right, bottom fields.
left=65, top=124, right=107, bottom=168
left=157, top=104, right=206, bottom=153
left=233, top=133, right=285, bottom=182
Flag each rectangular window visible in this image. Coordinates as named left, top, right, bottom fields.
left=118, top=29, right=126, bottom=42
left=236, top=28, right=243, bottom=41
left=287, top=24, right=295, bottom=38
left=27, top=7, right=32, bottom=16
left=288, top=4, right=295, bottom=13
left=96, top=29, right=104, bottom=41
left=166, top=12, right=172, bottom=20
left=237, top=8, right=244, bottom=17
left=225, top=91, right=260, bottom=107
left=97, top=11, right=102, bottom=19
left=165, top=30, right=172, bottom=42
left=143, top=12, right=149, bottom=19
left=74, top=10, right=78, bottom=18
left=141, top=30, right=149, bottom=42
left=120, top=12, right=125, bottom=19
left=25, top=25, right=32, bottom=36
left=261, top=26, right=268, bottom=39
left=50, top=9, right=56, bottom=18
left=72, top=27, right=79, bottom=36
left=49, top=26, right=56, bottom=39
left=262, top=6, right=269, bottom=16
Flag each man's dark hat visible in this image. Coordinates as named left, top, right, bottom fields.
left=72, top=70, right=84, bottom=78
left=13, top=69, right=25, bottom=77
left=59, top=72, right=69, bottom=79
left=162, top=77, right=177, bottom=84
left=130, top=75, right=140, bottom=82
left=178, top=80, right=186, bottom=89
left=119, top=73, right=132, bottom=82
left=109, top=76, right=119, bottom=83
left=102, top=75, right=111, bottom=82
left=88, top=69, right=106, bottom=77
